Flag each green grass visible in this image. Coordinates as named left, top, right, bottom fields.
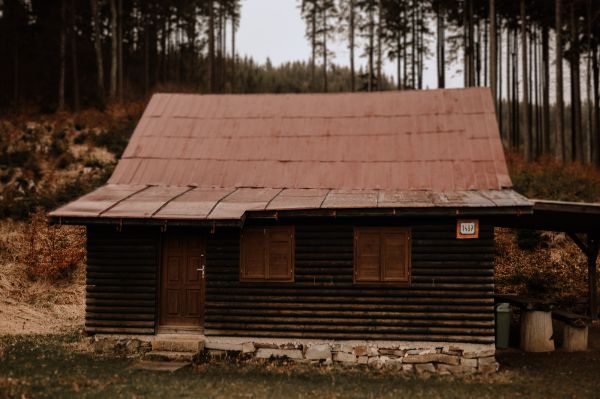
left=1, top=333, right=599, bottom=398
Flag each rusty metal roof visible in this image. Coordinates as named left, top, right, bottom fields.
left=50, top=88, right=530, bottom=222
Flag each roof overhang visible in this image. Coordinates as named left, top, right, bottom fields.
left=494, top=199, right=600, bottom=234
left=48, top=184, right=532, bottom=227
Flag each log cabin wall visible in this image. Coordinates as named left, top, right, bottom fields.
left=85, top=226, right=160, bottom=335
left=205, top=220, right=495, bottom=344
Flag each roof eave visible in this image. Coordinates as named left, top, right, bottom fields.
left=49, top=204, right=533, bottom=227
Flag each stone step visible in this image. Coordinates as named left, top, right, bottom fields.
left=130, top=360, right=190, bottom=372
left=151, top=338, right=205, bottom=352
left=143, top=350, right=197, bottom=362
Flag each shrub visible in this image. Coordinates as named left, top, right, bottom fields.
left=56, top=153, right=75, bottom=170
left=73, top=132, right=89, bottom=145
left=17, top=210, right=85, bottom=282
left=49, top=130, right=67, bottom=157
left=515, top=229, right=545, bottom=250
left=83, top=157, right=104, bottom=168
left=509, top=154, right=600, bottom=202
left=92, top=119, right=135, bottom=157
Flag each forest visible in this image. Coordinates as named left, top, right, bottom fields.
left=0, top=0, right=599, bottom=165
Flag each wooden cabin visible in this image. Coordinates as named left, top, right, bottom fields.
left=50, top=88, right=532, bottom=372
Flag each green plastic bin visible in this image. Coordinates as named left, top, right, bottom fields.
left=495, top=303, right=512, bottom=349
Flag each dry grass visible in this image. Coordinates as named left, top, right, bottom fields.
left=0, top=218, right=85, bottom=334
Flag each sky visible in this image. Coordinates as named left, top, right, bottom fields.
left=235, top=0, right=463, bottom=89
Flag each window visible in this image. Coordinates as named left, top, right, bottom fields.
left=354, top=227, right=411, bottom=283
left=240, top=227, right=294, bottom=282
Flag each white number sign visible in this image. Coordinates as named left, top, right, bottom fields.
left=457, top=219, right=479, bottom=239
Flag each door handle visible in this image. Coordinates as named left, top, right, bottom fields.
left=196, top=266, right=205, bottom=278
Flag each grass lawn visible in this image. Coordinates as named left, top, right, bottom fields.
left=0, top=333, right=599, bottom=399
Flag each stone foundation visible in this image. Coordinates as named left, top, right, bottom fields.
left=88, top=335, right=498, bottom=375
left=86, top=335, right=154, bottom=356
left=202, top=337, right=499, bottom=375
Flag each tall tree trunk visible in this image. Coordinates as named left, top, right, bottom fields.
left=570, top=4, right=582, bottom=162
left=110, top=0, right=118, bottom=99
left=521, top=0, right=531, bottom=161
left=58, top=0, right=67, bottom=111
left=90, top=0, right=105, bottom=106
left=144, top=21, right=150, bottom=96
left=10, top=0, right=20, bottom=104
left=498, top=23, right=503, bottom=137
left=489, top=0, right=496, bottom=99
left=311, top=6, right=316, bottom=90
left=512, top=29, right=521, bottom=150
left=232, top=16, right=236, bottom=93
left=117, top=0, right=123, bottom=102
left=483, top=18, right=488, bottom=86
left=376, top=0, right=382, bottom=90
left=476, top=21, right=481, bottom=86
left=533, top=28, right=540, bottom=158
left=70, top=0, right=80, bottom=111
left=411, top=0, right=416, bottom=88
left=437, top=3, right=445, bottom=89
left=555, top=0, right=565, bottom=161
left=507, top=27, right=513, bottom=146
left=221, top=7, right=226, bottom=92
left=349, top=0, right=356, bottom=92
left=208, top=1, right=216, bottom=93
left=542, top=22, right=550, bottom=154
left=402, top=10, right=408, bottom=89
left=585, top=0, right=593, bottom=163
left=463, top=0, right=469, bottom=87
left=368, top=3, right=375, bottom=92
left=468, top=0, right=475, bottom=86
left=397, top=31, right=402, bottom=90
left=593, top=44, right=600, bottom=166
left=323, top=6, right=328, bottom=93
left=418, top=7, right=423, bottom=89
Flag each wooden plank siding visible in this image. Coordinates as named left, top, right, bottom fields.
left=85, top=226, right=160, bottom=334
left=205, top=222, right=495, bottom=344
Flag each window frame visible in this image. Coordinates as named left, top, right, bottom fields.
left=240, top=226, right=295, bottom=282
left=353, top=227, right=411, bottom=284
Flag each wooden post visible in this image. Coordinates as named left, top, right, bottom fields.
left=568, top=232, right=599, bottom=319
left=588, top=235, right=599, bottom=319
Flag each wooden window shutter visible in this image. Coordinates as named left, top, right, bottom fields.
left=354, top=227, right=411, bottom=283
left=266, top=227, right=294, bottom=281
left=381, top=230, right=410, bottom=282
left=354, top=229, right=381, bottom=282
left=240, top=228, right=266, bottom=280
left=240, top=226, right=294, bottom=282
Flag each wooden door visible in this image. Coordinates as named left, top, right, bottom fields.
left=159, top=234, right=205, bottom=327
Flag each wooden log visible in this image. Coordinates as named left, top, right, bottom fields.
left=203, top=329, right=495, bottom=343
left=520, top=311, right=555, bottom=352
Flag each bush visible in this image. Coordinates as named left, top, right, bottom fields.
left=83, top=157, right=104, bottom=168
left=516, top=229, right=545, bottom=250
left=73, top=132, right=89, bottom=145
left=49, top=130, right=67, bottom=157
left=92, top=119, right=135, bottom=157
left=17, top=210, right=85, bottom=282
left=509, top=154, right=600, bottom=202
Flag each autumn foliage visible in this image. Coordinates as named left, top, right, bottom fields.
left=17, top=210, right=86, bottom=282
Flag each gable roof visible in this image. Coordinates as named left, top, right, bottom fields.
left=50, top=88, right=530, bottom=223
